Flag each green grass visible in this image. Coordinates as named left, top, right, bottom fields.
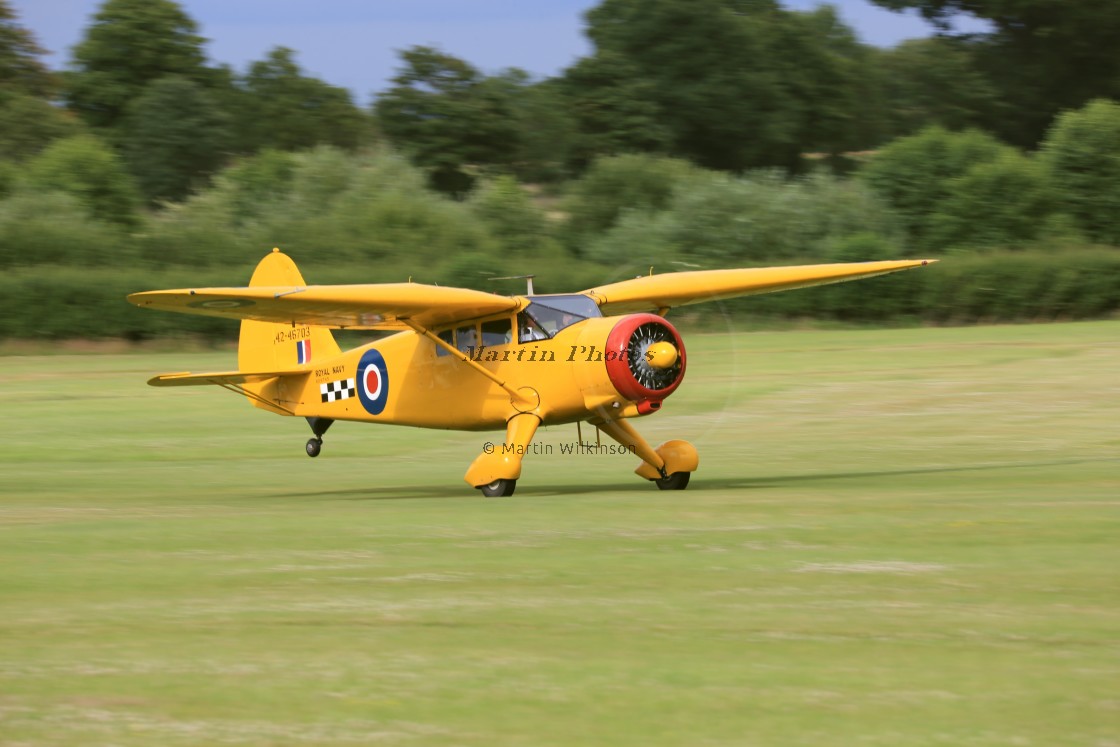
left=1, top=322, right=1118, bottom=746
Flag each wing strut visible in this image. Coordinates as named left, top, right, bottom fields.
left=402, top=319, right=535, bottom=410
left=212, top=379, right=297, bottom=416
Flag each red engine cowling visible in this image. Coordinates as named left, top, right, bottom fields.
left=603, top=313, right=686, bottom=412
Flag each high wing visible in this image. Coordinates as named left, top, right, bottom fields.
left=127, top=283, right=520, bottom=330
left=581, top=260, right=936, bottom=315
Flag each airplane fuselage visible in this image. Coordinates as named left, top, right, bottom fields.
left=262, top=314, right=682, bottom=431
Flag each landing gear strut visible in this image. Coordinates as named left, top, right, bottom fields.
left=591, top=419, right=698, bottom=490
left=465, top=413, right=539, bottom=496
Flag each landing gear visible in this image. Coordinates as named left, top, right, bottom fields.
left=478, top=479, right=517, bottom=498
left=464, top=413, right=540, bottom=496
left=304, top=417, right=334, bottom=458
left=590, top=420, right=698, bottom=491
left=654, top=471, right=690, bottom=490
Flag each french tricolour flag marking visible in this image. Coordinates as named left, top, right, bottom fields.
left=296, top=339, right=311, bottom=364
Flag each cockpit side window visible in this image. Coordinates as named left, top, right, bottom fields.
left=481, top=318, right=512, bottom=346
left=456, top=324, right=477, bottom=353
left=436, top=329, right=454, bottom=357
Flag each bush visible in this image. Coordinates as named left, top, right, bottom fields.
left=135, top=148, right=493, bottom=270
left=0, top=266, right=237, bottom=339
left=0, top=191, right=134, bottom=268
left=926, top=150, right=1056, bottom=250
left=1039, top=99, right=1120, bottom=246
left=468, top=176, right=561, bottom=256
left=562, top=154, right=699, bottom=249
left=134, top=191, right=262, bottom=268
left=320, top=182, right=496, bottom=266
left=0, top=249, right=1117, bottom=341
left=860, top=127, right=1037, bottom=250
left=738, top=249, right=1120, bottom=323
left=587, top=171, right=903, bottom=266
left=216, top=149, right=298, bottom=224
left=23, top=134, right=141, bottom=227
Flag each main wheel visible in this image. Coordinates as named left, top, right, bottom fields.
left=305, top=437, right=322, bottom=458
left=479, top=479, right=516, bottom=497
left=654, top=471, right=690, bottom=490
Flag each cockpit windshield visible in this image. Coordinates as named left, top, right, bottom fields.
left=518, top=294, right=601, bottom=342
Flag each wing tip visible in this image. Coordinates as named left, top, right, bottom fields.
left=147, top=372, right=192, bottom=387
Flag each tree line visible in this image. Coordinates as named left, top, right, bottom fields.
left=0, top=0, right=1118, bottom=339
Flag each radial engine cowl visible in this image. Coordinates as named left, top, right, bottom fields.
left=604, top=313, right=686, bottom=412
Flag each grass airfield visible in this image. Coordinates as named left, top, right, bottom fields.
left=1, top=322, right=1118, bottom=746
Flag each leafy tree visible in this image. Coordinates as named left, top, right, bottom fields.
left=468, top=176, right=558, bottom=256
left=583, top=0, right=798, bottom=171
left=1039, top=99, right=1120, bottom=246
left=236, top=47, right=369, bottom=153
left=0, top=158, right=13, bottom=197
left=559, top=51, right=671, bottom=169
left=860, top=126, right=1013, bottom=248
left=876, top=38, right=998, bottom=138
left=769, top=5, right=882, bottom=156
left=65, top=0, right=210, bottom=131
left=508, top=79, right=580, bottom=182
left=0, top=0, right=53, bottom=97
left=926, top=150, right=1055, bottom=250
left=24, top=133, right=140, bottom=226
left=562, top=154, right=699, bottom=249
left=0, top=191, right=129, bottom=268
left=871, top=0, right=1120, bottom=145
left=121, top=75, right=232, bottom=203
left=374, top=46, right=523, bottom=195
left=579, top=0, right=874, bottom=171
left=214, top=148, right=298, bottom=223
left=587, top=170, right=902, bottom=265
left=0, top=91, right=80, bottom=161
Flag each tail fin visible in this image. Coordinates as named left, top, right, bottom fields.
left=238, top=249, right=342, bottom=372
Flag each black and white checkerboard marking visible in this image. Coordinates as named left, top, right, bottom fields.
left=320, top=378, right=356, bottom=403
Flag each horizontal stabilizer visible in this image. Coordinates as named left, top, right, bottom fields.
left=147, top=369, right=309, bottom=387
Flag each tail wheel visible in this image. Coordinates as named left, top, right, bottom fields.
left=305, top=437, right=322, bottom=457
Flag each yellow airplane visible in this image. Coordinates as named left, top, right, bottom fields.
left=128, top=250, right=935, bottom=496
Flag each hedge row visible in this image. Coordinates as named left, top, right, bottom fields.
left=731, top=248, right=1120, bottom=324
left=1, top=250, right=1116, bottom=341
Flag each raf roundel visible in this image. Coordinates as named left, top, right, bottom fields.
left=356, top=349, right=390, bottom=415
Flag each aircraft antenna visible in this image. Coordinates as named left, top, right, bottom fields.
left=491, top=274, right=536, bottom=295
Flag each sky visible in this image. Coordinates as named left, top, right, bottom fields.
left=11, top=0, right=987, bottom=106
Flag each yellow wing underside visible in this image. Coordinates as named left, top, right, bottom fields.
left=583, top=259, right=936, bottom=314
left=127, top=283, right=521, bottom=331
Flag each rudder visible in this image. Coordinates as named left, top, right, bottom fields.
left=238, top=249, right=342, bottom=373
